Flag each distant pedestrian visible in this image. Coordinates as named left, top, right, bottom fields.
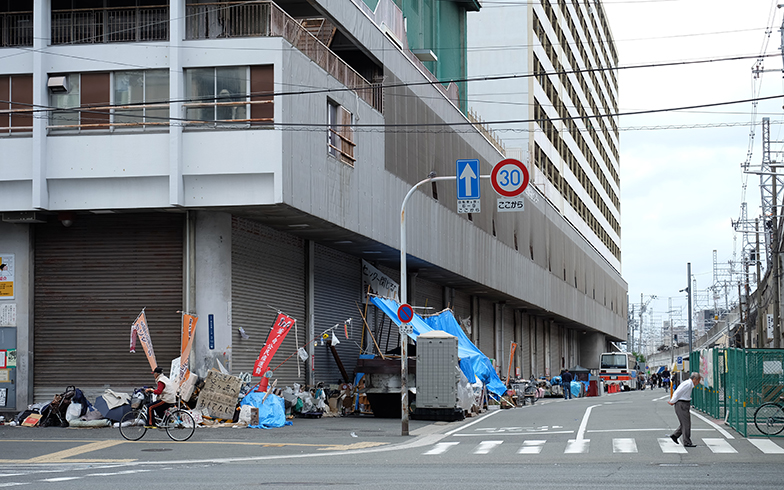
left=561, top=369, right=573, bottom=400
left=668, top=372, right=702, bottom=447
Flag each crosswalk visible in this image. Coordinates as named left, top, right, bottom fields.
left=422, top=437, right=784, bottom=456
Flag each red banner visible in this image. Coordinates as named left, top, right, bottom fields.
left=253, top=313, right=295, bottom=376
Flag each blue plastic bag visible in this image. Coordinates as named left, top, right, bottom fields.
left=240, top=392, right=293, bottom=429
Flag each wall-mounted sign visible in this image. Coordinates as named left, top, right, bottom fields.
left=0, top=254, right=14, bottom=299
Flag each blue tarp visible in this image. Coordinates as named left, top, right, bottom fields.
left=240, top=392, right=293, bottom=429
left=370, top=297, right=507, bottom=396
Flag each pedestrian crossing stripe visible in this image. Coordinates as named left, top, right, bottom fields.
left=421, top=438, right=784, bottom=455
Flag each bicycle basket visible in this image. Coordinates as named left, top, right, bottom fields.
left=130, top=391, right=145, bottom=409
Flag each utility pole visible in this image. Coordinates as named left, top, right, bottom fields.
left=687, top=263, right=693, bottom=372
left=756, top=218, right=763, bottom=347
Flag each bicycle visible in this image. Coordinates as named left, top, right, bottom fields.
left=119, top=389, right=196, bottom=442
left=754, top=396, right=784, bottom=436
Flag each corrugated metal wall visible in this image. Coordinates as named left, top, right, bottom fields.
left=413, top=276, right=444, bottom=316
left=33, top=213, right=183, bottom=400
left=231, top=217, right=305, bottom=386
left=314, top=244, right=361, bottom=384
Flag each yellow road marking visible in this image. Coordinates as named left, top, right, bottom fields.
left=0, top=438, right=390, bottom=464
left=19, top=440, right=133, bottom=464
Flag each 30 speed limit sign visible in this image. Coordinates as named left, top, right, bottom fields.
left=491, top=159, right=529, bottom=212
left=490, top=159, right=530, bottom=197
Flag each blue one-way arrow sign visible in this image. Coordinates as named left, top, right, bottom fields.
left=456, top=159, right=481, bottom=214
left=457, top=159, right=480, bottom=199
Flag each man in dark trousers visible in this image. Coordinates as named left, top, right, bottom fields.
left=561, top=369, right=573, bottom=400
left=668, top=372, right=702, bottom=447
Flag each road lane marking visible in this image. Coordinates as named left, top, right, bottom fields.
left=474, top=440, right=503, bottom=454
left=748, top=439, right=784, bottom=454
left=0, top=483, right=29, bottom=487
left=576, top=404, right=602, bottom=440
left=27, top=440, right=128, bottom=464
left=444, top=409, right=500, bottom=436
left=658, top=437, right=687, bottom=453
left=703, top=438, right=736, bottom=453
left=690, top=410, right=734, bottom=439
left=423, top=442, right=459, bottom=455
left=517, top=440, right=546, bottom=454
left=564, top=439, right=590, bottom=453
left=87, top=469, right=152, bottom=477
left=612, top=438, right=638, bottom=453
left=454, top=430, right=573, bottom=437
left=40, top=477, right=81, bottom=482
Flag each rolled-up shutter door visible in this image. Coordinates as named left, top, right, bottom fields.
left=231, top=217, right=305, bottom=386
left=33, top=213, right=183, bottom=401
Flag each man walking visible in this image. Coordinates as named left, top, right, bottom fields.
left=561, top=369, right=573, bottom=400
left=668, top=372, right=702, bottom=447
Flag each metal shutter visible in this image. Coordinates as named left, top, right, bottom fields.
left=33, top=213, right=183, bottom=401
left=313, top=244, right=361, bottom=384
left=231, top=217, right=305, bottom=386
left=413, top=276, right=443, bottom=315
left=478, top=298, right=494, bottom=361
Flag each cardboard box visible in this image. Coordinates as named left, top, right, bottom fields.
left=22, top=413, right=41, bottom=427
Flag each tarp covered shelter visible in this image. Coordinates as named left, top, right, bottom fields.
left=370, top=297, right=507, bottom=396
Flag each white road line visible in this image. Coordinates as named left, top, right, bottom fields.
left=423, top=442, right=459, bottom=455
left=0, top=483, right=29, bottom=488
left=703, top=438, right=737, bottom=453
left=653, top=395, right=669, bottom=402
left=691, top=410, right=734, bottom=439
left=39, top=477, right=82, bottom=482
left=612, top=438, right=638, bottom=453
left=658, top=437, right=687, bottom=453
left=474, top=440, right=503, bottom=454
left=517, top=440, right=546, bottom=454
left=87, top=469, right=152, bottom=477
left=576, top=404, right=602, bottom=440
left=588, top=428, right=713, bottom=433
left=454, top=430, right=574, bottom=437
left=564, top=439, right=590, bottom=453
left=748, top=439, right=784, bottom=454
left=444, top=409, right=500, bottom=436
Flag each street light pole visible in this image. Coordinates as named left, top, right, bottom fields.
left=400, top=173, right=456, bottom=436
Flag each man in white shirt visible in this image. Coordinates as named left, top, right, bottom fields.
left=668, top=372, right=702, bottom=447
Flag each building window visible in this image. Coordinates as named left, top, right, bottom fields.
left=50, top=73, right=82, bottom=129
left=327, top=100, right=355, bottom=165
left=185, top=66, right=248, bottom=127
left=0, top=74, right=33, bottom=134
left=113, top=69, right=169, bottom=128
left=50, top=70, right=170, bottom=131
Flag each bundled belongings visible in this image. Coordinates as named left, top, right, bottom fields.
left=39, top=386, right=76, bottom=427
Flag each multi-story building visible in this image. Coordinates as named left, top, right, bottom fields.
left=0, top=0, right=626, bottom=412
left=468, top=0, right=621, bottom=271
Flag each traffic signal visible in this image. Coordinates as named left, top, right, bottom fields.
left=674, top=334, right=678, bottom=344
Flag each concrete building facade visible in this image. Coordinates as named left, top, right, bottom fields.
left=0, top=0, right=626, bottom=411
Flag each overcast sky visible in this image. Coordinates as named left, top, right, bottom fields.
left=602, top=0, right=783, bottom=344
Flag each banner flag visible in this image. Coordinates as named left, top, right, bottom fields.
left=130, top=309, right=157, bottom=370
left=253, top=312, right=295, bottom=376
left=179, top=314, right=198, bottom=387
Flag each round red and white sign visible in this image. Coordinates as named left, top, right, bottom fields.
left=490, top=158, right=530, bottom=197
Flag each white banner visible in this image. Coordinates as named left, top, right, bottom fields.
left=362, top=259, right=399, bottom=301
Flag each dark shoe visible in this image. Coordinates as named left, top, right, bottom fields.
left=684, top=443, right=697, bottom=448
left=670, top=434, right=679, bottom=444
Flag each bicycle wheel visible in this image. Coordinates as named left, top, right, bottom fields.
left=119, top=409, right=148, bottom=441
left=164, top=409, right=195, bottom=442
left=754, top=403, right=784, bottom=436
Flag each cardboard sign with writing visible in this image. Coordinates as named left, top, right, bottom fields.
left=22, top=413, right=41, bottom=427
left=195, top=370, right=242, bottom=420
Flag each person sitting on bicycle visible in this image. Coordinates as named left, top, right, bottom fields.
left=145, top=366, right=176, bottom=427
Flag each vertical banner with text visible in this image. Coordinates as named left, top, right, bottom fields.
left=179, top=313, right=198, bottom=386
left=253, top=313, right=295, bottom=376
left=130, top=309, right=157, bottom=371
left=0, top=254, right=14, bottom=299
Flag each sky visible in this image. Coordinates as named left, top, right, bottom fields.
left=601, top=0, right=784, bottom=345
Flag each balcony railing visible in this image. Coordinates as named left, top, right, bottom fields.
left=51, top=6, right=168, bottom=45
left=1, top=11, right=33, bottom=47
left=185, top=1, right=381, bottom=112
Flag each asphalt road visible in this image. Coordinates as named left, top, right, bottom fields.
left=1, top=389, right=782, bottom=489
